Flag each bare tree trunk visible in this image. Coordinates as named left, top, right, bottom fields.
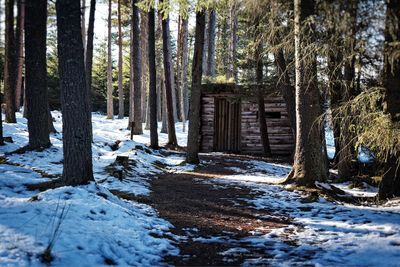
left=187, top=11, right=206, bottom=164
left=106, top=0, right=113, bottom=119
left=180, top=17, right=189, bottom=132
left=274, top=48, right=296, bottom=137
left=176, top=15, right=183, bottom=122
left=206, top=9, right=216, bottom=78
left=202, top=11, right=209, bottom=77
left=56, top=0, right=93, bottom=185
left=148, top=7, right=158, bottom=148
left=289, top=0, right=328, bottom=186
left=145, top=95, right=150, bottom=130
left=161, top=0, right=178, bottom=146
left=85, top=0, right=96, bottom=105
left=81, top=0, right=86, bottom=58
left=337, top=0, right=359, bottom=179
left=256, top=42, right=271, bottom=157
left=161, top=79, right=168, bottom=134
left=117, top=0, right=124, bottom=119
left=140, top=10, right=148, bottom=124
left=15, top=0, right=24, bottom=111
left=25, top=0, right=51, bottom=149
left=131, top=0, right=143, bottom=133
left=227, top=1, right=238, bottom=83
left=379, top=0, right=400, bottom=199
left=4, top=0, right=17, bottom=123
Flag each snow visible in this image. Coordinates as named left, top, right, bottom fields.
left=199, top=159, right=400, bottom=266
left=0, top=111, right=185, bottom=266
left=1, top=111, right=399, bottom=266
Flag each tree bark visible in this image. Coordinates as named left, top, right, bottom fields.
left=4, top=0, right=17, bottom=123
left=379, top=0, right=400, bottom=199
left=85, top=0, right=96, bottom=105
left=180, top=17, right=189, bottom=132
left=148, top=8, right=158, bottom=148
left=187, top=11, right=206, bottom=164
left=290, top=0, right=328, bottom=186
left=25, top=0, right=51, bottom=149
left=202, top=11, right=209, bottom=77
left=274, top=48, right=296, bottom=137
left=256, top=42, right=271, bottom=157
left=15, top=0, right=24, bottom=111
left=337, top=0, right=359, bottom=179
left=206, top=9, right=216, bottom=78
left=161, top=0, right=178, bottom=146
left=131, top=0, right=143, bottom=134
left=227, top=1, right=238, bottom=83
left=81, top=0, right=86, bottom=58
left=106, top=0, right=113, bottom=119
left=117, top=0, right=124, bottom=119
left=56, top=0, right=93, bottom=185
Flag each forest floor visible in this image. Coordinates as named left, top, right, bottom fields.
left=0, top=111, right=400, bottom=266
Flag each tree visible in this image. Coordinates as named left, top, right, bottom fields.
left=85, top=0, right=96, bottom=101
left=160, top=0, right=178, bottom=147
left=130, top=0, right=142, bottom=134
left=379, top=0, right=400, bottom=199
left=187, top=10, right=206, bottom=164
left=4, top=0, right=17, bottom=123
left=288, top=0, right=328, bottom=186
left=180, top=17, right=189, bottom=132
left=227, top=0, right=238, bottom=82
left=117, top=0, right=124, bottom=119
left=337, top=0, right=359, bottom=179
left=25, top=0, right=51, bottom=149
left=255, top=42, right=271, bottom=157
left=148, top=7, right=158, bottom=148
left=206, top=9, right=216, bottom=77
left=56, top=0, right=93, bottom=185
left=15, top=0, right=25, bottom=111
left=106, top=0, right=113, bottom=119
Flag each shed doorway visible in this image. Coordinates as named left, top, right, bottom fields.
left=214, top=98, right=241, bottom=153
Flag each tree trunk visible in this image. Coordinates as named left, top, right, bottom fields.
left=187, top=11, right=206, bottom=164
left=106, top=0, right=113, bottom=119
left=176, top=15, right=183, bottom=122
left=379, top=0, right=400, bottom=199
left=4, top=0, right=17, bottom=123
left=56, top=0, right=93, bottom=185
left=148, top=8, right=158, bottom=148
left=85, top=0, right=96, bottom=106
left=256, top=42, right=271, bottom=157
left=227, top=1, right=238, bottom=83
left=25, top=0, right=51, bottom=149
left=140, top=10, right=148, bottom=124
left=131, top=0, right=143, bottom=134
left=337, top=0, right=359, bottom=179
left=161, top=79, right=168, bottom=134
left=15, top=0, right=24, bottom=111
left=274, top=48, right=296, bottom=137
left=117, top=0, right=124, bottom=119
left=81, top=0, right=86, bottom=58
left=202, top=11, right=209, bottom=77
left=180, top=17, right=189, bottom=132
left=206, top=9, right=216, bottom=78
left=290, top=0, right=328, bottom=186
left=161, top=0, right=178, bottom=146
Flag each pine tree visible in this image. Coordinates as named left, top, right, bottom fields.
left=106, top=0, right=113, bottom=119
left=56, top=0, right=93, bottom=185
left=25, top=0, right=51, bottom=149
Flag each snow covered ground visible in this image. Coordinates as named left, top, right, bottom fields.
left=0, top=111, right=187, bottom=266
left=0, top=111, right=399, bottom=266
left=197, top=160, right=400, bottom=266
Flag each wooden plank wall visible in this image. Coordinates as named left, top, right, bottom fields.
left=200, top=93, right=294, bottom=155
left=241, top=96, right=294, bottom=155
left=200, top=96, right=215, bottom=152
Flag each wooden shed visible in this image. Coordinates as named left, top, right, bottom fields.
left=200, top=84, right=295, bottom=156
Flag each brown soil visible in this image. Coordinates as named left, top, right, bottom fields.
left=149, top=154, right=292, bottom=266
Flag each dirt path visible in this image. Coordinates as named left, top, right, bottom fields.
left=149, top=155, right=293, bottom=266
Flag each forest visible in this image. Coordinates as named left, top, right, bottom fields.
left=0, top=0, right=399, bottom=266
